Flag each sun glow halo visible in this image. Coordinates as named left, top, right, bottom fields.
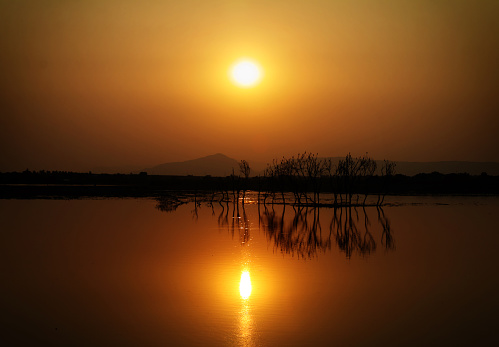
left=230, top=59, right=262, bottom=88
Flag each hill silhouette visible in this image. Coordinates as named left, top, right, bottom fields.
left=143, top=154, right=499, bottom=177
left=318, top=158, right=499, bottom=176
left=144, top=153, right=240, bottom=176
left=390, top=160, right=499, bottom=176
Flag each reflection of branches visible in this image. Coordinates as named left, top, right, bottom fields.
left=260, top=205, right=331, bottom=259
left=334, top=207, right=360, bottom=258
left=216, top=200, right=251, bottom=245
left=155, top=195, right=187, bottom=212
left=259, top=205, right=394, bottom=259
left=377, top=207, right=395, bottom=250
left=218, top=201, right=230, bottom=230
left=359, top=207, right=376, bottom=255
left=157, top=192, right=395, bottom=259
left=333, top=206, right=386, bottom=258
left=191, top=200, right=201, bottom=220
left=240, top=203, right=250, bottom=244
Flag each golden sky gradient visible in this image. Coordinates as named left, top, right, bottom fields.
left=1, top=0, right=498, bottom=171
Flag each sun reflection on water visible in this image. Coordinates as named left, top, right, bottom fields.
left=239, top=271, right=252, bottom=300
left=239, top=301, right=253, bottom=347
left=238, top=270, right=254, bottom=346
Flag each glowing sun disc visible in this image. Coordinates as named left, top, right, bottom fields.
left=230, top=60, right=262, bottom=87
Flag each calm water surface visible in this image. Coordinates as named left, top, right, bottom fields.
left=1, top=196, right=498, bottom=346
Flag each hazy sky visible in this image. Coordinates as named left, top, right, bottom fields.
left=1, top=0, right=498, bottom=171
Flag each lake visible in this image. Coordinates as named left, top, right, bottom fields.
left=1, top=195, right=498, bottom=346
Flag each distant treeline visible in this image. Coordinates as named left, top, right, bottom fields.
left=1, top=153, right=498, bottom=200
left=244, top=153, right=498, bottom=205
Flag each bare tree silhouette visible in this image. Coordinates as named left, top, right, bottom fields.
left=336, top=153, right=361, bottom=206
left=358, top=153, right=377, bottom=205
left=239, top=160, right=251, bottom=202
left=377, top=160, right=396, bottom=206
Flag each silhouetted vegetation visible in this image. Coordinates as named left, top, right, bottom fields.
left=1, top=156, right=499, bottom=200
left=262, top=152, right=394, bottom=206
left=239, top=159, right=251, bottom=202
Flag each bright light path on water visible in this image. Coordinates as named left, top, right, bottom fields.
left=239, top=271, right=252, bottom=299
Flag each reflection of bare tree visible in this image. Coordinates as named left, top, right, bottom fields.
left=230, top=201, right=250, bottom=244
left=260, top=205, right=332, bottom=259
left=157, top=192, right=226, bottom=219
left=191, top=200, right=201, bottom=220
left=215, top=200, right=251, bottom=245
left=377, top=207, right=395, bottom=250
left=156, top=193, right=395, bottom=259
left=332, top=207, right=378, bottom=258
left=260, top=205, right=394, bottom=259
left=361, top=206, right=376, bottom=254
left=218, top=200, right=230, bottom=230
left=155, top=195, right=187, bottom=212
left=239, top=203, right=250, bottom=244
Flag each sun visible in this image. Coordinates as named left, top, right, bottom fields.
left=230, top=59, right=262, bottom=88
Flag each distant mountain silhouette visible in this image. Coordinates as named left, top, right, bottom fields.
left=91, top=154, right=499, bottom=176
left=321, top=158, right=499, bottom=176
left=144, top=153, right=240, bottom=176
left=391, top=160, right=499, bottom=176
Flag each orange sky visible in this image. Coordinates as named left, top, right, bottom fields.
left=1, top=0, right=498, bottom=171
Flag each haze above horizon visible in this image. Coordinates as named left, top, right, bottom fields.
left=1, top=1, right=498, bottom=172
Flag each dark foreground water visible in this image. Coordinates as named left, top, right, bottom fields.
left=1, top=196, right=498, bottom=346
